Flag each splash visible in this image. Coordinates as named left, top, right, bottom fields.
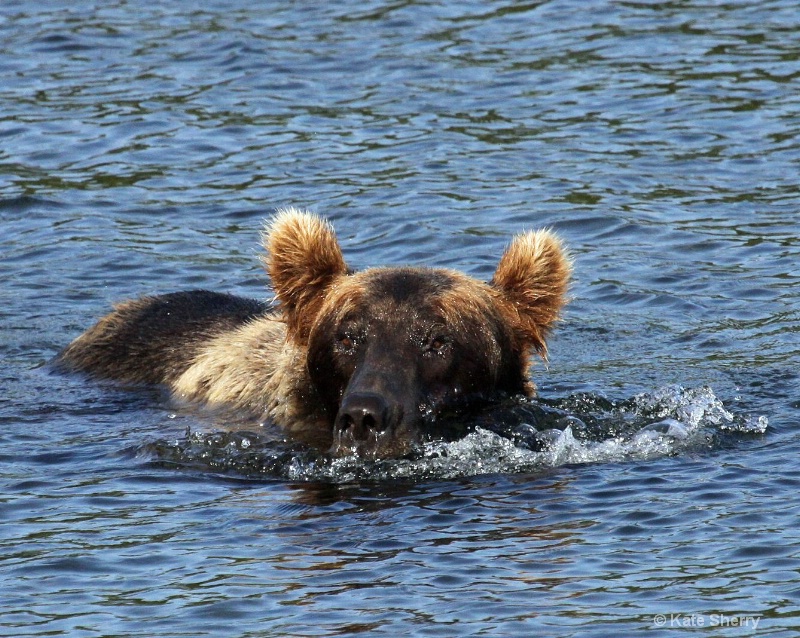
left=144, top=386, right=767, bottom=482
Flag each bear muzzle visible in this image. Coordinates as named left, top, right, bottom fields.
left=331, top=391, right=420, bottom=459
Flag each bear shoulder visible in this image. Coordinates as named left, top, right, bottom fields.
left=56, top=290, right=272, bottom=386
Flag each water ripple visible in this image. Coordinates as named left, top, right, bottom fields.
left=145, top=386, right=767, bottom=483
left=2, top=1, right=799, bottom=636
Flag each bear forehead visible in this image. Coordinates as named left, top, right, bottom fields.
left=359, top=267, right=457, bottom=302
left=324, top=266, right=502, bottom=329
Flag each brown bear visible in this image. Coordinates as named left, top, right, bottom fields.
left=56, top=208, right=571, bottom=459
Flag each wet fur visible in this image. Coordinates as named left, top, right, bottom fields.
left=57, top=207, right=571, bottom=455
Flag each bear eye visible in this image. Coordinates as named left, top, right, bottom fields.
left=424, top=334, right=451, bottom=356
left=336, top=333, right=358, bottom=353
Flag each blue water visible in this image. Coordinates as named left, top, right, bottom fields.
left=1, top=1, right=799, bottom=636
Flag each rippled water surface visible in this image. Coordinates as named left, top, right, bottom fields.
left=2, top=1, right=799, bottom=636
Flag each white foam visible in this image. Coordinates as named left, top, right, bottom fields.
left=152, top=385, right=768, bottom=481
left=288, top=386, right=767, bottom=481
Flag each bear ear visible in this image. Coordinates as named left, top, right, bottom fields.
left=490, top=229, right=571, bottom=358
left=262, top=208, right=349, bottom=343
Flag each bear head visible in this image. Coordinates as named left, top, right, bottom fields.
left=263, top=208, right=571, bottom=459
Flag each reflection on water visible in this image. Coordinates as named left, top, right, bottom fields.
left=2, top=0, right=799, bottom=636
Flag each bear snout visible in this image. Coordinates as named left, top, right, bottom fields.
left=336, top=392, right=392, bottom=438
left=331, top=392, right=419, bottom=459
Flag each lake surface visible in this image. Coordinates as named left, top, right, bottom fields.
left=1, top=0, right=799, bottom=635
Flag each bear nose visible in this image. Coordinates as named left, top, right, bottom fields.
left=335, top=392, right=391, bottom=442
